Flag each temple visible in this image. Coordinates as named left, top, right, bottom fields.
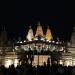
left=14, top=22, right=64, bottom=66
left=0, top=22, right=75, bottom=68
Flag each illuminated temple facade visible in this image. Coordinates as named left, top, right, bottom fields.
left=14, top=22, right=65, bottom=66
left=0, top=22, right=75, bottom=68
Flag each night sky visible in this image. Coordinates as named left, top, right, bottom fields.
left=0, top=1, right=75, bottom=41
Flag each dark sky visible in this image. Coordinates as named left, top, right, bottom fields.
left=0, top=0, right=75, bottom=41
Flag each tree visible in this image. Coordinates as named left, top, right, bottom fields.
left=17, top=48, right=28, bottom=65
left=50, top=50, right=62, bottom=65
left=28, top=50, right=34, bottom=65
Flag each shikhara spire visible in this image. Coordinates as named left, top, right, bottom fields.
left=0, top=25, right=8, bottom=42
left=26, top=22, right=53, bottom=41
left=35, top=22, right=44, bottom=37
left=70, top=26, right=75, bottom=47
left=27, top=26, right=34, bottom=41
left=45, top=26, right=53, bottom=41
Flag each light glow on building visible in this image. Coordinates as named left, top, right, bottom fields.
left=4, top=59, right=13, bottom=68
left=1, top=22, right=75, bottom=67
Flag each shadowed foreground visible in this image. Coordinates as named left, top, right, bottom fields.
left=0, top=64, right=75, bottom=75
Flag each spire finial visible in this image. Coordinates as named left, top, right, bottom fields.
left=29, top=25, right=31, bottom=29
left=1, top=25, right=6, bottom=31
left=4, top=25, right=5, bottom=31
left=73, top=26, right=75, bottom=32
left=47, top=25, right=49, bottom=29
left=37, top=21, right=41, bottom=26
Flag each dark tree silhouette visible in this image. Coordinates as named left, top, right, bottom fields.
left=50, top=50, right=62, bottom=65
left=28, top=50, right=34, bottom=65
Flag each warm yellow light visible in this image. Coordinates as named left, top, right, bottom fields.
left=4, top=59, right=13, bottom=68
left=65, top=61, right=72, bottom=67
left=46, top=40, right=49, bottom=42
left=14, top=59, right=19, bottom=68
left=45, top=27, right=53, bottom=41
left=20, top=41, right=22, bottom=43
left=32, top=55, right=51, bottom=66
left=49, top=41, right=51, bottom=43
left=59, top=60, right=63, bottom=65
left=35, top=22, right=44, bottom=37
left=66, top=61, right=70, bottom=66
